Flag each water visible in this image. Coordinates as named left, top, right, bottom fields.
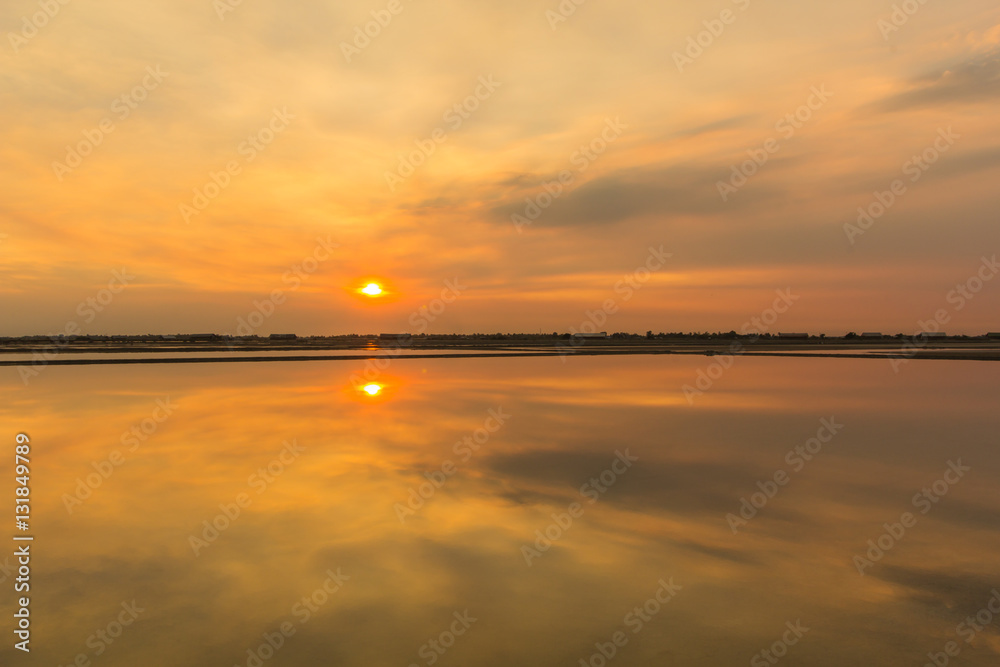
left=1, top=355, right=998, bottom=666
left=0, top=348, right=548, bottom=363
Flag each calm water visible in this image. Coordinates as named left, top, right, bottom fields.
left=1, top=355, right=998, bottom=666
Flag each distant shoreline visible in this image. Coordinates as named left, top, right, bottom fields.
left=2, top=334, right=999, bottom=366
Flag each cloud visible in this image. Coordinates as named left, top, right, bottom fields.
left=874, top=49, right=1000, bottom=112
left=486, top=163, right=779, bottom=227
left=926, top=145, right=1000, bottom=179
left=671, top=114, right=756, bottom=139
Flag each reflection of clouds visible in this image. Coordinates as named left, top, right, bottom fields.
left=3, top=356, right=1000, bottom=665
left=873, top=564, right=1000, bottom=617
left=485, top=447, right=784, bottom=518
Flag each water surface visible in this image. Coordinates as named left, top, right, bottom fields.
left=1, top=355, right=998, bottom=666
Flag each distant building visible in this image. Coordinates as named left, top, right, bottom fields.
left=177, top=334, right=220, bottom=342
left=379, top=333, right=412, bottom=341
left=923, top=332, right=947, bottom=338
left=571, top=332, right=608, bottom=339
left=861, top=332, right=884, bottom=338
left=269, top=334, right=297, bottom=340
left=778, top=333, right=809, bottom=339
left=987, top=333, right=1000, bottom=339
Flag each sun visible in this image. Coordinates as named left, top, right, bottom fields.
left=362, top=383, right=383, bottom=396
left=353, top=280, right=392, bottom=300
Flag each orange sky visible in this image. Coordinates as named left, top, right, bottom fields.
left=2, top=0, right=999, bottom=335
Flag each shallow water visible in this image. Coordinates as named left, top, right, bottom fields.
left=0, top=348, right=547, bottom=363
left=1, top=355, right=998, bottom=666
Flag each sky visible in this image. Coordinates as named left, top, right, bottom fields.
left=2, top=0, right=999, bottom=336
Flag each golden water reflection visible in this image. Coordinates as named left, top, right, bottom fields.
left=1, top=356, right=998, bottom=665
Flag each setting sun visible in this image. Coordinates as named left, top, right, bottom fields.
left=362, top=383, right=383, bottom=396
left=361, top=283, right=383, bottom=296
